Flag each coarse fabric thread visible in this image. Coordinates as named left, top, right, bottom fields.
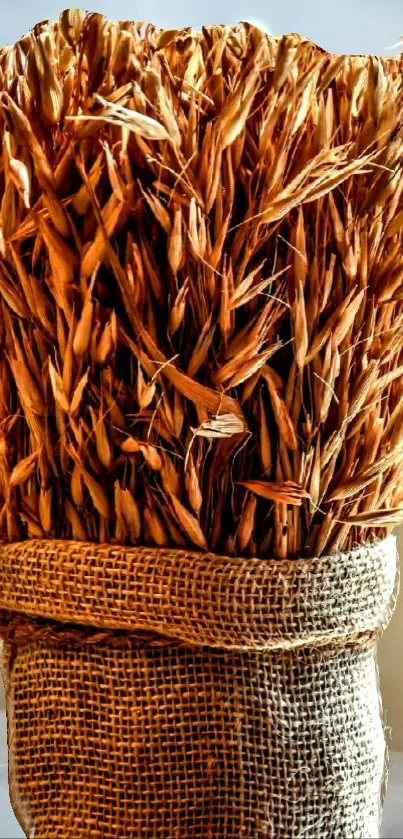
left=0, top=535, right=398, bottom=838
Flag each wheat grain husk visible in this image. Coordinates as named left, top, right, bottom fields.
left=0, top=13, right=402, bottom=558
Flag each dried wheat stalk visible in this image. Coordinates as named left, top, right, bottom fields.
left=0, top=11, right=402, bottom=558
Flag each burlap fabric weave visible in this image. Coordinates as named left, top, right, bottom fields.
left=0, top=536, right=398, bottom=839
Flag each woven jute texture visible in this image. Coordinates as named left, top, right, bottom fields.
left=0, top=535, right=399, bottom=839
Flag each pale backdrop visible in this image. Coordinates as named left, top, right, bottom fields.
left=0, top=0, right=402, bottom=751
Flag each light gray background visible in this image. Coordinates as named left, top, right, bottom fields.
left=0, top=0, right=402, bottom=750
left=0, top=0, right=402, bottom=55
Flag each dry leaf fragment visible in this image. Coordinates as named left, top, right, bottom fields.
left=70, top=369, right=90, bottom=416
left=9, top=451, right=38, bottom=488
left=73, top=293, right=93, bottom=356
left=137, top=363, right=156, bottom=409
left=237, top=495, right=257, bottom=553
left=329, top=449, right=403, bottom=501
left=217, top=62, right=261, bottom=150
left=117, top=486, right=141, bottom=541
left=80, top=467, right=110, bottom=518
left=120, top=438, right=163, bottom=470
left=341, top=508, right=403, bottom=526
left=90, top=408, right=112, bottom=468
left=48, top=359, right=69, bottom=412
left=8, top=158, right=30, bottom=207
left=293, top=282, right=309, bottom=368
left=68, top=94, right=171, bottom=141
left=185, top=455, right=203, bottom=515
left=65, top=500, right=87, bottom=540
left=168, top=491, right=207, bottom=549
left=39, top=217, right=77, bottom=288
left=168, top=207, right=183, bottom=275
left=71, top=463, right=84, bottom=507
left=190, top=413, right=244, bottom=439
left=227, top=349, right=278, bottom=390
left=39, top=486, right=53, bottom=533
left=169, top=280, right=188, bottom=335
left=238, top=480, right=310, bottom=506
left=305, top=289, right=364, bottom=362
left=264, top=370, right=298, bottom=451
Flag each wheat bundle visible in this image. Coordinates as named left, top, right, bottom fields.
left=0, top=11, right=402, bottom=559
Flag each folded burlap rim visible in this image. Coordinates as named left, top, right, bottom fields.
left=0, top=536, right=398, bottom=650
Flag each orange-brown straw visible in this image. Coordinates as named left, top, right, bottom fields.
left=0, top=14, right=402, bottom=558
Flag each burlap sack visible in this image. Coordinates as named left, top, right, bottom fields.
left=0, top=536, right=398, bottom=839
